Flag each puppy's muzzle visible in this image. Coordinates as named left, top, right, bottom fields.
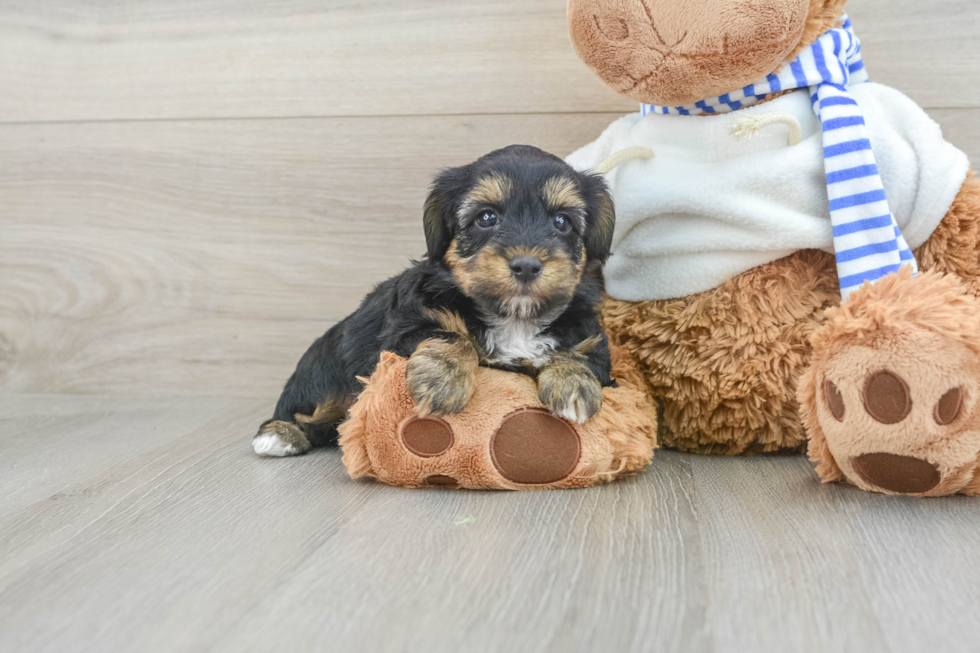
left=509, top=255, right=543, bottom=284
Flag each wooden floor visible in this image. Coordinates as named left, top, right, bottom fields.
left=4, top=1, right=980, bottom=651
left=2, top=395, right=980, bottom=653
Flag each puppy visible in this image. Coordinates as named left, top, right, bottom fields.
left=253, top=145, right=616, bottom=457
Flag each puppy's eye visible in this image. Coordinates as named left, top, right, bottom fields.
left=553, top=214, right=572, bottom=233
left=476, top=210, right=498, bottom=228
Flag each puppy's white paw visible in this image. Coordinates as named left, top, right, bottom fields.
left=252, top=421, right=311, bottom=457
left=252, top=433, right=299, bottom=457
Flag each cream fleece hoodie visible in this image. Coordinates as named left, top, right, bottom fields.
left=566, top=83, right=970, bottom=301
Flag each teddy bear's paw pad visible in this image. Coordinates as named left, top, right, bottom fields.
left=400, top=416, right=454, bottom=458
left=490, top=408, right=580, bottom=484
left=851, top=452, right=940, bottom=494
left=862, top=371, right=912, bottom=424
left=935, top=387, right=964, bottom=425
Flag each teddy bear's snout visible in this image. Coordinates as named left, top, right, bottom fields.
left=568, top=0, right=813, bottom=107
left=851, top=452, right=941, bottom=494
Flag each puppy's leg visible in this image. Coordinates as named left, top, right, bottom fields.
left=255, top=402, right=347, bottom=458
left=254, top=327, right=355, bottom=457
left=537, top=336, right=607, bottom=424
left=253, top=398, right=349, bottom=457
left=406, top=312, right=480, bottom=416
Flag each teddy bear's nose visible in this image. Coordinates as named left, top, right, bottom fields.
left=852, top=453, right=941, bottom=494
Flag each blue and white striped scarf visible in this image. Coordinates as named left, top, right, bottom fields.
left=641, top=16, right=916, bottom=299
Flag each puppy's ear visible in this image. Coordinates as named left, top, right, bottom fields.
left=582, top=173, right=616, bottom=262
left=423, top=164, right=472, bottom=261
left=422, top=191, right=450, bottom=260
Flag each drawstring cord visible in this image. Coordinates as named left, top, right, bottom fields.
left=593, top=110, right=801, bottom=176
left=594, top=146, right=655, bottom=176
left=729, top=111, right=803, bottom=146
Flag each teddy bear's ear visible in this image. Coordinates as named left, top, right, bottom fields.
left=581, top=173, right=616, bottom=263
left=422, top=164, right=472, bottom=261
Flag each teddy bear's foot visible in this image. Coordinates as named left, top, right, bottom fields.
left=338, top=351, right=656, bottom=490
left=800, top=268, right=980, bottom=496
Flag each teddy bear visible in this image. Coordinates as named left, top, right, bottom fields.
left=565, top=0, right=980, bottom=495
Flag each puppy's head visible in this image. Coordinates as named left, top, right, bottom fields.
left=423, top=145, right=615, bottom=320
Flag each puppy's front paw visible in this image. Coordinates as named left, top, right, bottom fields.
left=537, top=358, right=602, bottom=424
left=406, top=339, right=478, bottom=416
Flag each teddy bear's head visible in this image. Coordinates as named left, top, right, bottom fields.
left=568, top=0, right=847, bottom=107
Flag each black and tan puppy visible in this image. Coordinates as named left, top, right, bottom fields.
left=253, top=145, right=616, bottom=457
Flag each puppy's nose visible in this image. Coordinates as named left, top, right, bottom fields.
left=509, top=256, right=543, bottom=283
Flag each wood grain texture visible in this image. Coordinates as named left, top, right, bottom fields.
left=0, top=0, right=977, bottom=124
left=933, top=109, right=980, bottom=163
left=0, top=0, right=633, bottom=124
left=0, top=112, right=622, bottom=397
left=2, top=109, right=979, bottom=399
left=2, top=395, right=980, bottom=653
left=847, top=0, right=980, bottom=109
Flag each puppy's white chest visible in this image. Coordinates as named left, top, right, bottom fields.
left=482, top=318, right=557, bottom=367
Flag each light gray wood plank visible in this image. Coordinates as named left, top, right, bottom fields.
left=0, top=394, right=267, bottom=517
left=2, top=395, right=980, bottom=653
left=209, top=453, right=707, bottom=653
left=0, top=0, right=977, bottom=124
left=848, top=1, right=980, bottom=109
left=689, top=455, right=980, bottom=652
left=0, top=0, right=634, bottom=123
left=933, top=108, right=980, bottom=165
left=0, top=112, right=623, bottom=398
left=0, top=395, right=270, bottom=585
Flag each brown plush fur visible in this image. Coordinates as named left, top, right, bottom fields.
left=338, top=343, right=657, bottom=490
left=602, top=249, right=838, bottom=454
left=604, top=176, right=980, bottom=455
left=799, top=268, right=980, bottom=496
left=914, top=171, right=980, bottom=293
